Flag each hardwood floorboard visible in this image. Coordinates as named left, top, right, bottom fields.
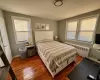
left=7, top=55, right=83, bottom=80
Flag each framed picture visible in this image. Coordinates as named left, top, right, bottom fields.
left=41, top=24, right=46, bottom=30
left=35, top=23, right=41, bottom=30
left=46, top=24, right=50, bottom=30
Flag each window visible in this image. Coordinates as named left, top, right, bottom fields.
left=66, top=15, right=98, bottom=43
left=66, top=21, right=78, bottom=40
left=12, top=17, right=33, bottom=44
left=78, top=17, right=97, bottom=42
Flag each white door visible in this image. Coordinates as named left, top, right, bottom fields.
left=0, top=34, right=4, bottom=67
left=0, top=17, right=12, bottom=67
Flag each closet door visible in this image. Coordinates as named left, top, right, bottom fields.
left=0, top=16, right=12, bottom=67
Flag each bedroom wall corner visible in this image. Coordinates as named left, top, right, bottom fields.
left=58, top=9, right=100, bottom=59
left=3, top=11, right=58, bottom=57
left=58, top=20, right=66, bottom=42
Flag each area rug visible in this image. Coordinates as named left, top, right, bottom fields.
left=68, top=58, right=99, bottom=80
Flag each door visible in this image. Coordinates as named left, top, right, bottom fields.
left=0, top=33, right=4, bottom=67
left=0, top=16, right=12, bottom=67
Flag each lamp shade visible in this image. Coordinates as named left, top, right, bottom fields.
left=55, top=36, right=58, bottom=39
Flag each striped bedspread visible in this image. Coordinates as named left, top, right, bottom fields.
left=36, top=40, right=77, bottom=72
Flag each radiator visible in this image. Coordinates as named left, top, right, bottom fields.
left=65, top=42, right=90, bottom=57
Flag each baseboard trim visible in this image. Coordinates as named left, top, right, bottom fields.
left=13, top=55, right=20, bottom=59
left=88, top=57, right=100, bottom=64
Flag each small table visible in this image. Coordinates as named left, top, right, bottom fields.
left=26, top=45, right=37, bottom=57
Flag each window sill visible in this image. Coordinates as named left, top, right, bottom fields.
left=66, top=39, right=93, bottom=45
left=16, top=41, right=26, bottom=44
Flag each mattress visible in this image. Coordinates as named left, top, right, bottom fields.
left=36, top=40, right=77, bottom=72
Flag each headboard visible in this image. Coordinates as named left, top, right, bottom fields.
left=35, top=31, right=53, bottom=42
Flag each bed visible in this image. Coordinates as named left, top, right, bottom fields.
left=35, top=31, right=77, bottom=77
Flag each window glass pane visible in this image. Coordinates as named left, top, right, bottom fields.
left=16, top=32, right=29, bottom=42
left=78, top=32, right=93, bottom=42
left=67, top=21, right=77, bottom=31
left=14, top=19, right=29, bottom=31
left=67, top=32, right=76, bottom=39
left=80, top=17, right=97, bottom=31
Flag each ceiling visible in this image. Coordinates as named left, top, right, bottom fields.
left=0, top=0, right=100, bottom=21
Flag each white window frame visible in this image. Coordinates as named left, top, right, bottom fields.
left=66, top=14, right=99, bottom=43
left=12, top=16, right=33, bottom=44
left=66, top=20, right=79, bottom=40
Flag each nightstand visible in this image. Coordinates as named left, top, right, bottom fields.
left=26, top=45, right=37, bottom=57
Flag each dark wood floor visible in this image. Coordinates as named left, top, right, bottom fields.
left=7, top=55, right=83, bottom=80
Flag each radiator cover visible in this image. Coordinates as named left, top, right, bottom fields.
left=65, top=42, right=90, bottom=57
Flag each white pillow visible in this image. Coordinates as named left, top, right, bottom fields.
left=36, top=39, right=53, bottom=43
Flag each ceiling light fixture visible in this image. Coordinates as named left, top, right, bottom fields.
left=54, top=0, right=63, bottom=7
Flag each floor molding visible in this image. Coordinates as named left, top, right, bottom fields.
left=12, top=55, right=20, bottom=59
left=88, top=57, right=100, bottom=64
